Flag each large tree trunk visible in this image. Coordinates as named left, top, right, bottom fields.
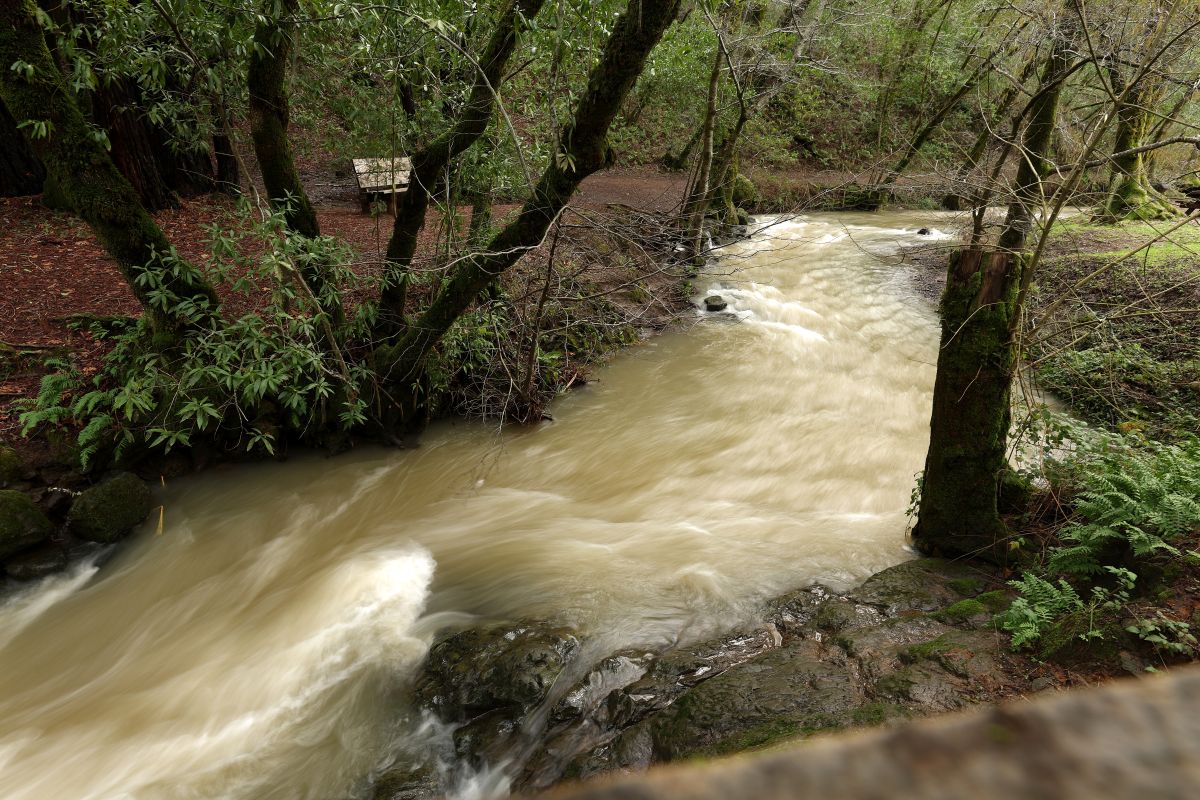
left=248, top=0, right=319, bottom=238
left=247, top=0, right=346, bottom=325
left=0, top=0, right=218, bottom=333
left=913, top=28, right=1071, bottom=561
left=376, top=0, right=548, bottom=338
left=374, top=0, right=682, bottom=424
left=1098, top=72, right=1178, bottom=222
left=0, top=97, right=43, bottom=195
left=91, top=78, right=179, bottom=212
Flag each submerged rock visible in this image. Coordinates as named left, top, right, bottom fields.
left=66, top=472, right=152, bottom=543
left=0, top=489, right=53, bottom=559
left=5, top=543, right=67, bottom=580
left=370, top=760, right=441, bottom=800
left=703, top=295, right=728, bottom=312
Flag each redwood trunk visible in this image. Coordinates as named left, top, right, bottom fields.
left=0, top=98, right=43, bottom=195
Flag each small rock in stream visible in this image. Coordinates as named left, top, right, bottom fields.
left=703, top=295, right=728, bottom=312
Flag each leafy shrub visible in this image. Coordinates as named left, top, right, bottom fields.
left=19, top=202, right=372, bottom=469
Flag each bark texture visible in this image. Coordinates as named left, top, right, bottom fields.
left=248, top=0, right=319, bottom=238
left=0, top=0, right=217, bottom=332
left=913, top=28, right=1070, bottom=560
left=91, top=78, right=179, bottom=212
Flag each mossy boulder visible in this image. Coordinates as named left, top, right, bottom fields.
left=855, top=558, right=984, bottom=615
left=731, top=174, right=758, bottom=208
left=66, top=472, right=152, bottom=543
left=0, top=445, right=27, bottom=487
left=0, top=489, right=53, bottom=559
left=644, top=640, right=864, bottom=760
left=415, top=622, right=579, bottom=722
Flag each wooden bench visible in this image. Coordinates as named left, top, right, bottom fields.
left=352, top=157, right=412, bottom=213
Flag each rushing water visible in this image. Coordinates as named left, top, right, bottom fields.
left=0, top=212, right=953, bottom=799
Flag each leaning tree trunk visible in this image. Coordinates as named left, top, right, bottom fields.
left=1099, top=73, right=1178, bottom=222
left=0, top=0, right=218, bottom=333
left=248, top=0, right=319, bottom=237
left=377, top=0, right=548, bottom=338
left=912, top=28, right=1071, bottom=561
left=683, top=45, right=722, bottom=265
left=248, top=0, right=347, bottom=325
left=374, top=0, right=682, bottom=426
left=0, top=97, right=43, bottom=195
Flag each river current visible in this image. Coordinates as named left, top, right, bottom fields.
left=0, top=211, right=953, bottom=799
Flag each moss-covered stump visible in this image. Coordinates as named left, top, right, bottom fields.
left=0, top=489, right=54, bottom=559
left=5, top=543, right=67, bottom=580
left=66, top=472, right=152, bottom=543
left=415, top=622, right=580, bottom=723
left=731, top=174, right=758, bottom=208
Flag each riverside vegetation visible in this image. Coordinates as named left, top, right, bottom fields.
left=2, top=0, right=1200, bottom=797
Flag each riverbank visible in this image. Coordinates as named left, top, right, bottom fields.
left=370, top=557, right=1080, bottom=799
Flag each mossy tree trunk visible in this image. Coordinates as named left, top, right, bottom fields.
left=248, top=0, right=346, bottom=325
left=374, top=0, right=682, bottom=424
left=1098, top=71, right=1179, bottom=222
left=248, top=0, right=318, bottom=237
left=0, top=97, right=43, bottom=196
left=376, top=0, right=548, bottom=339
left=0, top=0, right=218, bottom=333
left=913, top=29, right=1071, bottom=561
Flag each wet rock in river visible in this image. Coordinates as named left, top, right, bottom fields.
left=370, top=760, right=442, bottom=800
left=703, top=295, right=728, bottom=312
left=0, top=489, right=54, bottom=559
left=415, top=622, right=579, bottom=722
left=387, top=559, right=1018, bottom=798
left=66, top=471, right=152, bottom=543
left=5, top=543, right=68, bottom=580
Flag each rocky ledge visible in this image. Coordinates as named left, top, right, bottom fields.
left=0, top=443, right=152, bottom=586
left=372, top=558, right=1035, bottom=799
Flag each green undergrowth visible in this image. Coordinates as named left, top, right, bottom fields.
left=16, top=201, right=662, bottom=472
left=1031, top=219, right=1200, bottom=441
left=999, top=416, right=1200, bottom=663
